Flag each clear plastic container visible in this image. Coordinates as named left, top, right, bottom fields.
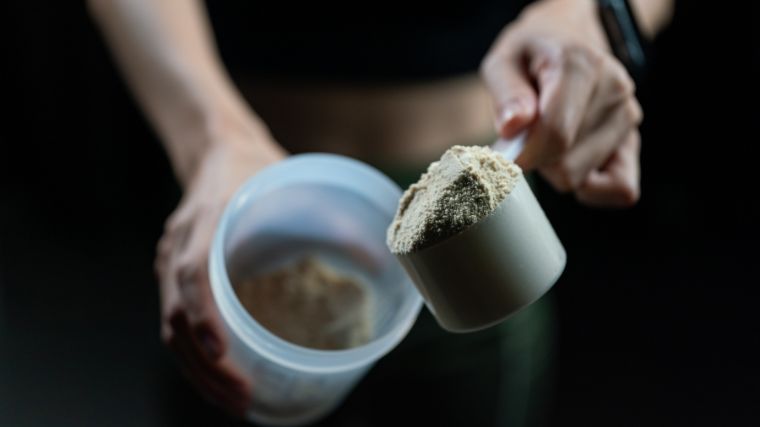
left=209, top=153, right=423, bottom=426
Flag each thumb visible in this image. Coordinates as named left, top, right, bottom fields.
left=498, top=96, right=537, bottom=139
left=482, top=56, right=538, bottom=139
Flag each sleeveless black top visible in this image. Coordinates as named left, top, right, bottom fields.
left=206, top=1, right=530, bottom=83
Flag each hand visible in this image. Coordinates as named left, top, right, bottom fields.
left=481, top=0, right=643, bottom=207
left=155, top=133, right=286, bottom=415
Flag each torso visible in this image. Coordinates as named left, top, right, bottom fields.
left=238, top=74, right=498, bottom=169
left=208, top=0, right=526, bottom=168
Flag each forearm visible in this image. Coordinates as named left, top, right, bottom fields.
left=525, top=0, right=674, bottom=40
left=629, top=0, right=675, bottom=38
left=88, top=0, right=276, bottom=185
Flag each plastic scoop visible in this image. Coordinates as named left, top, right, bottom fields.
left=394, top=133, right=566, bottom=332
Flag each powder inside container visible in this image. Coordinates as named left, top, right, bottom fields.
left=235, top=257, right=373, bottom=350
left=387, top=145, right=521, bottom=254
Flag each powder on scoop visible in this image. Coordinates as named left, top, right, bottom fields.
left=387, top=145, right=521, bottom=254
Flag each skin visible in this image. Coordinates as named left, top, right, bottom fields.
left=88, top=0, right=673, bottom=417
left=483, top=0, right=671, bottom=206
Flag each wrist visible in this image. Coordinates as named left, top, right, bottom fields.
left=522, top=0, right=610, bottom=51
left=628, top=0, right=674, bottom=38
left=164, top=105, right=283, bottom=187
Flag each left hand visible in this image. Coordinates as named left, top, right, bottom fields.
left=155, top=131, right=286, bottom=416
left=481, top=0, right=643, bottom=207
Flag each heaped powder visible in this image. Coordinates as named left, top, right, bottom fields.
left=235, top=257, right=373, bottom=350
left=387, top=145, right=521, bottom=254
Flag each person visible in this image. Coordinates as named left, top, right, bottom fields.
left=88, top=0, right=673, bottom=424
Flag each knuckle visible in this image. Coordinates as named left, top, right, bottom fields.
left=164, top=211, right=183, bottom=233
left=155, top=238, right=172, bottom=274
left=606, top=59, right=636, bottom=97
left=544, top=164, right=576, bottom=193
left=614, top=74, right=635, bottom=98
left=624, top=100, right=644, bottom=125
left=163, top=203, right=201, bottom=235
left=176, top=263, right=201, bottom=291
left=554, top=47, right=572, bottom=69
left=545, top=120, right=573, bottom=153
left=619, top=182, right=641, bottom=206
left=558, top=44, right=602, bottom=73
left=557, top=161, right=580, bottom=192
left=195, top=202, right=217, bottom=219
left=479, top=54, right=500, bottom=78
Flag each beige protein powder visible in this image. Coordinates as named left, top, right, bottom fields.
left=235, top=257, right=373, bottom=350
left=387, top=145, right=521, bottom=254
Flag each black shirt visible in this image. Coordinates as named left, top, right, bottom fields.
left=206, top=1, right=530, bottom=83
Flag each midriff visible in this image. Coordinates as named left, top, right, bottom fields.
left=238, top=74, right=497, bottom=169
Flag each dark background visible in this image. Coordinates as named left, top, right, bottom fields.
left=1, top=1, right=758, bottom=426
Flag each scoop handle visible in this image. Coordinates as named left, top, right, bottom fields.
left=491, top=131, right=527, bottom=161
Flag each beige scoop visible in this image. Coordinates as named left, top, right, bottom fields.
left=390, top=134, right=566, bottom=332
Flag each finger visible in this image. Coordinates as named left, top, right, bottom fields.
left=517, top=43, right=602, bottom=169
left=542, top=98, right=641, bottom=191
left=175, top=210, right=227, bottom=362
left=480, top=47, right=539, bottom=139
left=168, top=315, right=251, bottom=415
left=581, top=57, right=636, bottom=128
left=176, top=260, right=226, bottom=360
left=158, top=218, right=223, bottom=367
left=576, top=132, right=641, bottom=207
left=155, top=218, right=192, bottom=300
left=159, top=250, right=184, bottom=344
left=155, top=234, right=172, bottom=282
left=165, top=194, right=200, bottom=233
left=163, top=250, right=251, bottom=411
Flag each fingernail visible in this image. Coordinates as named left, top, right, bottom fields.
left=199, top=331, right=222, bottom=360
left=496, top=100, right=527, bottom=132
left=499, top=107, right=515, bottom=125
left=495, top=108, right=513, bottom=132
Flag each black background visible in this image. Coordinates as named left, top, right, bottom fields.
left=1, top=1, right=758, bottom=426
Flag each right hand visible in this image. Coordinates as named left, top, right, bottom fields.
left=155, top=134, right=286, bottom=415
left=481, top=0, right=643, bottom=207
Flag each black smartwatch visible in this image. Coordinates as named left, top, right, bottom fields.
left=597, top=0, right=648, bottom=82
